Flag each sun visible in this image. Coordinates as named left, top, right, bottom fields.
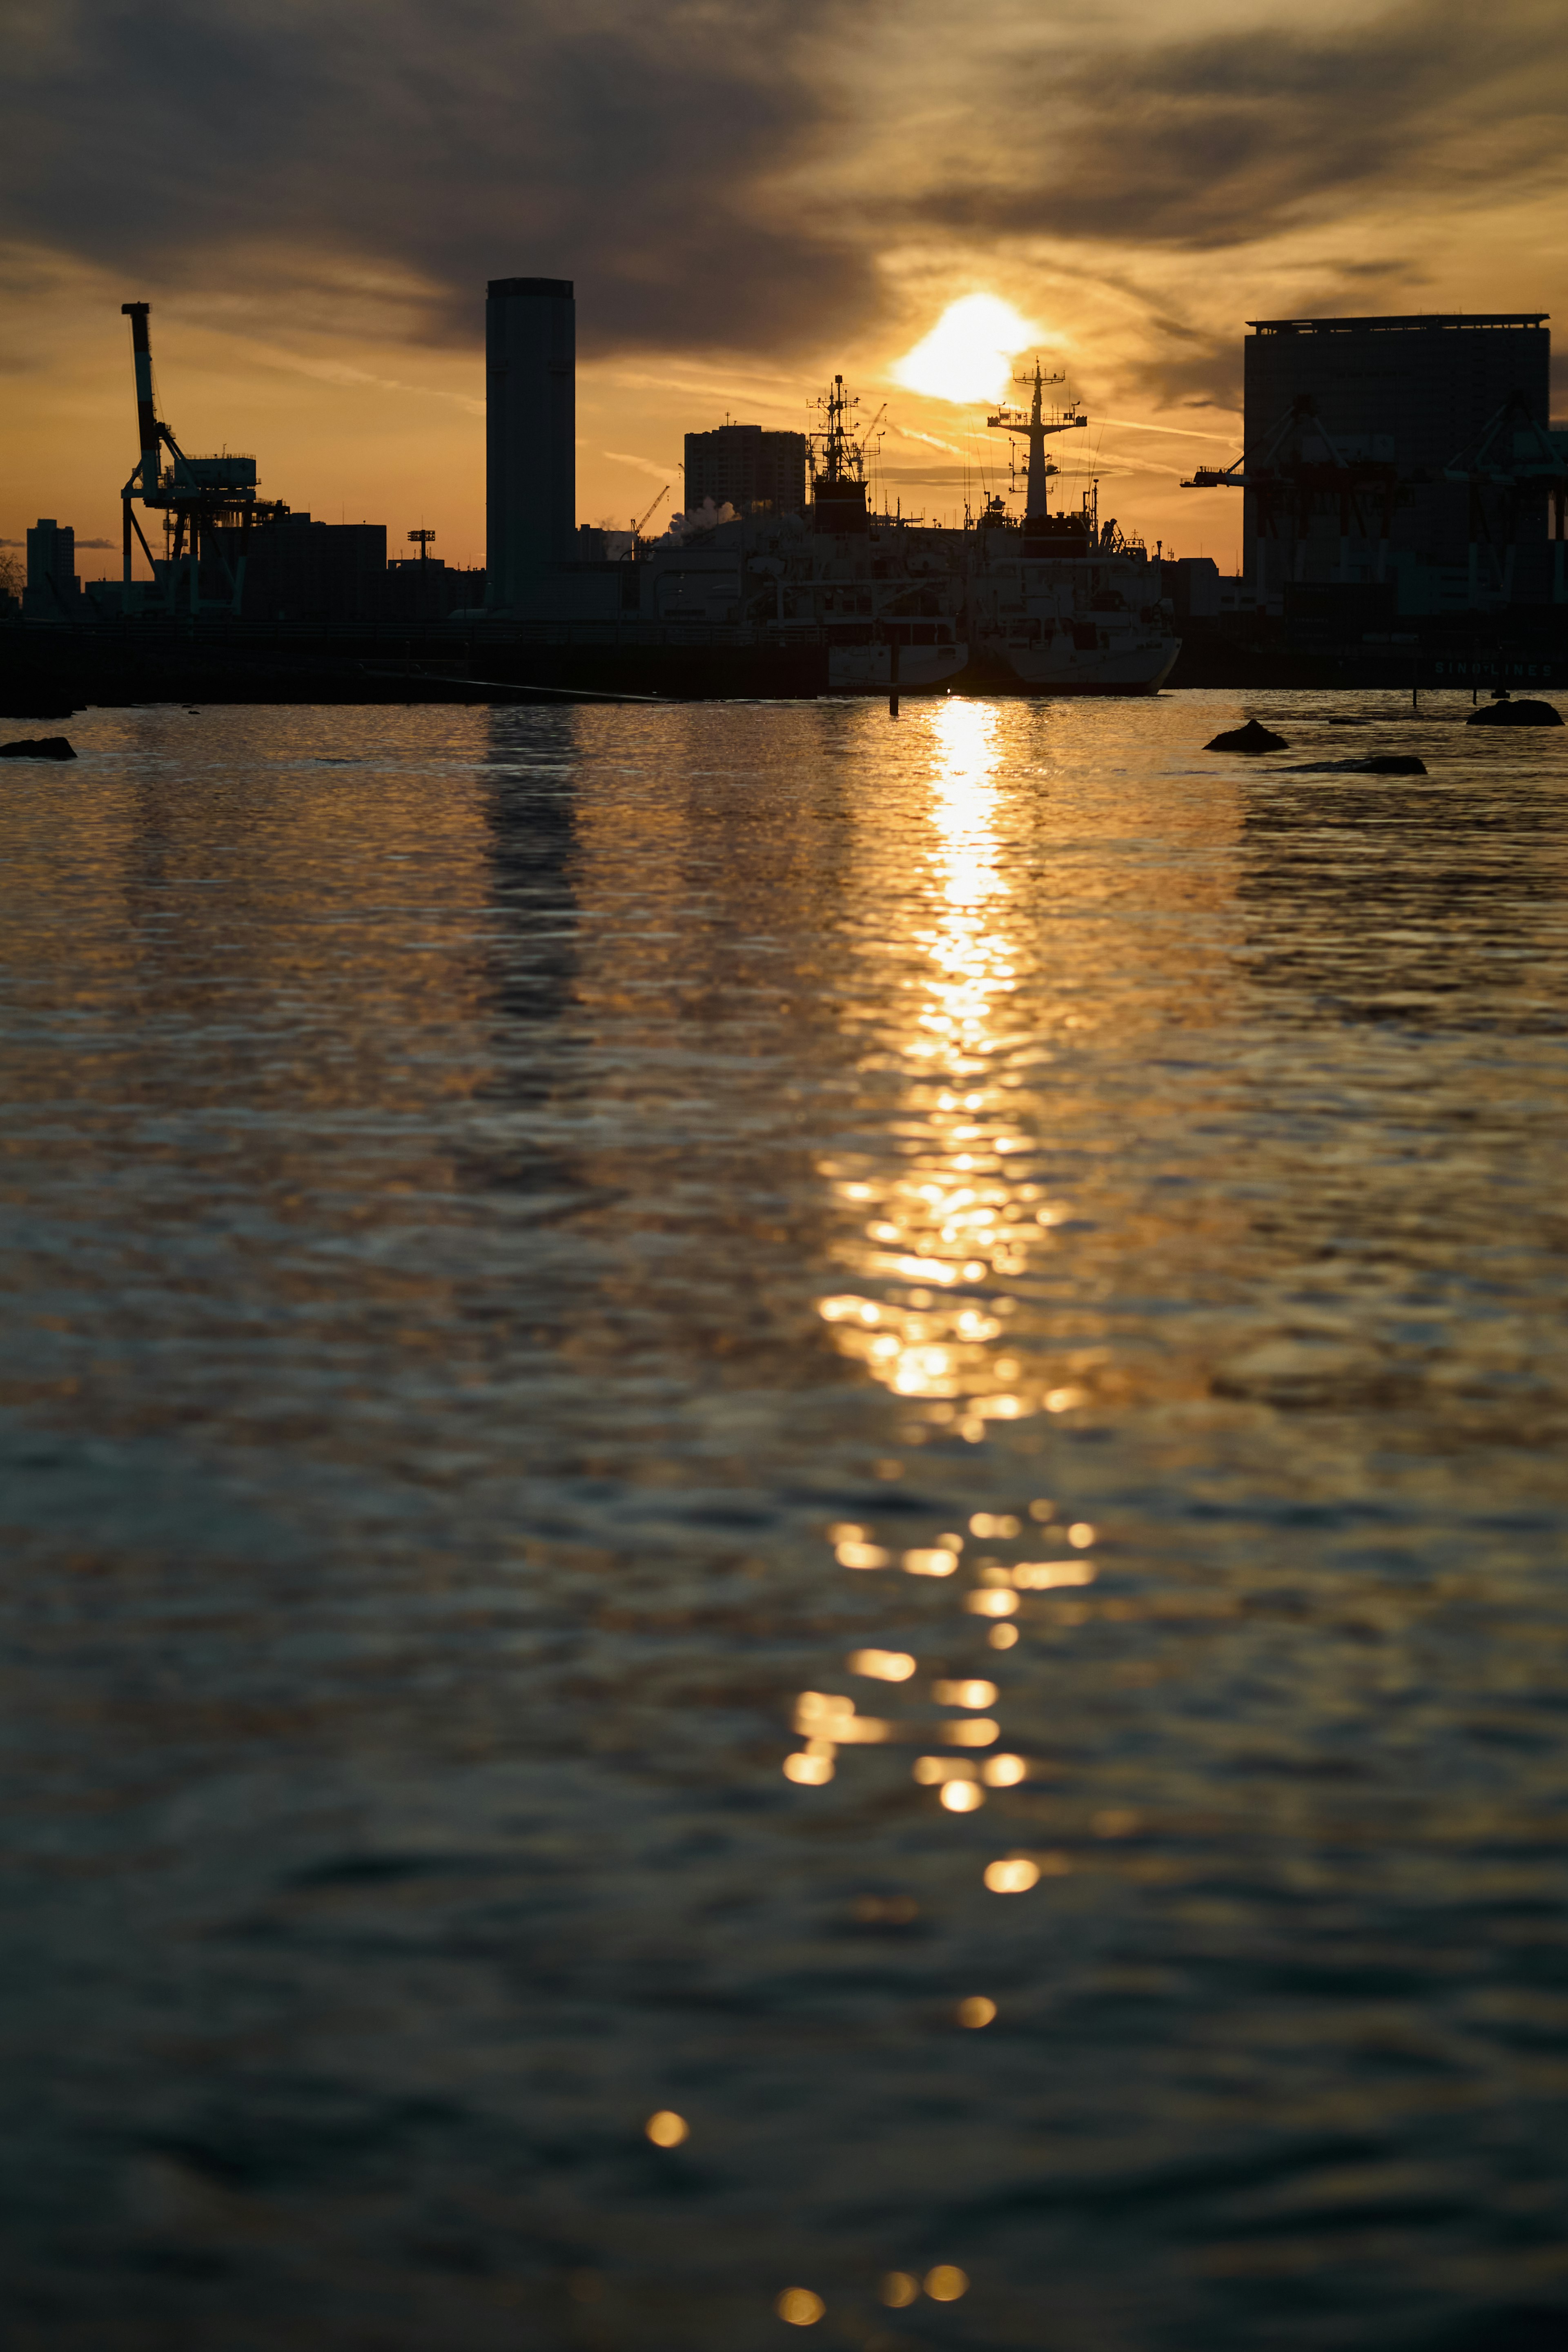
left=892, top=294, right=1049, bottom=407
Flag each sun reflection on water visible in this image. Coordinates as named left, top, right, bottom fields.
left=791, top=704, right=1115, bottom=1821
left=814, top=700, right=1084, bottom=1434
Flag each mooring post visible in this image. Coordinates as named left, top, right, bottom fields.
left=889, top=633, right=900, bottom=719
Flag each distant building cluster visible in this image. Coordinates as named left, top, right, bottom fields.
left=7, top=285, right=1564, bottom=640
left=19, top=513, right=486, bottom=624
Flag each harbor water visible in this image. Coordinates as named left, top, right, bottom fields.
left=2, top=694, right=1565, bottom=2350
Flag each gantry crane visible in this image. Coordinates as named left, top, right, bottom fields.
left=1441, top=392, right=1568, bottom=606
left=1181, top=394, right=1402, bottom=597
left=120, top=301, right=282, bottom=616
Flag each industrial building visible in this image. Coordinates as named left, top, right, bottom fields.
left=1216, top=314, right=1564, bottom=614
left=683, top=423, right=806, bottom=517
left=486, top=276, right=576, bottom=611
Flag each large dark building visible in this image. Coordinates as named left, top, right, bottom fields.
left=683, top=423, right=807, bottom=517
left=1241, top=314, right=1556, bottom=611
left=241, top=515, right=387, bottom=622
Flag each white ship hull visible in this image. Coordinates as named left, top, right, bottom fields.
left=828, top=640, right=969, bottom=693
left=978, top=628, right=1181, bottom=695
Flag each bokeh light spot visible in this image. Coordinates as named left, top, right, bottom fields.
left=984, top=1857, right=1041, bottom=1893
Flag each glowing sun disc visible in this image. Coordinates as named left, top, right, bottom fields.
left=893, top=294, right=1048, bottom=406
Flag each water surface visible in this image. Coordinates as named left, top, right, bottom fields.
left=2, top=693, right=1565, bottom=2350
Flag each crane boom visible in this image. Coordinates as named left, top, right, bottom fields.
left=633, top=484, right=670, bottom=541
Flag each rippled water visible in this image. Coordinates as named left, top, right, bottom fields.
left=2, top=693, right=1566, bottom=2351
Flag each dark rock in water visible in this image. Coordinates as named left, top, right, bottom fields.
left=1465, top=696, right=1562, bottom=728
left=1277, top=755, right=1427, bottom=777
left=1206, top=718, right=1289, bottom=753
left=0, top=735, right=76, bottom=760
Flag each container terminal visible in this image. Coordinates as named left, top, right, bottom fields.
left=4, top=283, right=1567, bottom=715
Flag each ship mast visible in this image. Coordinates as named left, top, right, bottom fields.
left=987, top=361, right=1087, bottom=517
left=813, top=374, right=864, bottom=490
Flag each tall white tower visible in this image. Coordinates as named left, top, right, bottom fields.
left=486, top=277, right=575, bottom=611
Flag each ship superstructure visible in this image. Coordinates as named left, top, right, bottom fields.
left=751, top=361, right=1176, bottom=695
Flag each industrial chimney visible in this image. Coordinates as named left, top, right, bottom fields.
left=486, top=276, right=575, bottom=611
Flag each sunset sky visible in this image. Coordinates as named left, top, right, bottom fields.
left=4, top=0, right=1565, bottom=577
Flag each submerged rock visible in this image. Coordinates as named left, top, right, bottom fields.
left=1205, top=718, right=1289, bottom=753
left=0, top=735, right=76, bottom=760
left=1465, top=695, right=1562, bottom=728
left=1277, top=754, right=1428, bottom=777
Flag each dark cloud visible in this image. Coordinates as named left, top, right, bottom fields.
left=2, top=0, right=1563, bottom=376
left=911, top=0, right=1567, bottom=254
left=0, top=0, right=875, bottom=356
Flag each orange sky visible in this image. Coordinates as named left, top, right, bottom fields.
left=4, top=0, right=1565, bottom=578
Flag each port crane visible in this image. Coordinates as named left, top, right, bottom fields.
left=1441, top=392, right=1568, bottom=605
left=120, top=300, right=280, bottom=616
left=630, top=484, right=670, bottom=548
left=1180, top=394, right=1402, bottom=592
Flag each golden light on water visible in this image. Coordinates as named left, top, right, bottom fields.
left=902, top=1547, right=959, bottom=1577
left=835, top=1539, right=891, bottom=1569
left=880, top=2273, right=920, bottom=2309
left=942, top=1718, right=999, bottom=1747
left=793, top=705, right=1118, bottom=1843
left=776, top=2287, right=826, bottom=2326
left=849, top=1649, right=918, bottom=1682
left=784, top=1752, right=834, bottom=1784
left=924, top=2265, right=971, bottom=2302
left=815, top=703, right=1100, bottom=1434
left=933, top=1679, right=997, bottom=1708
left=645, top=2111, right=689, bottom=2147
left=965, top=1589, right=1018, bottom=1617
left=957, top=1996, right=997, bottom=2029
left=1013, top=1561, right=1096, bottom=1590
left=984, top=1858, right=1041, bottom=1893
left=892, top=293, right=1045, bottom=405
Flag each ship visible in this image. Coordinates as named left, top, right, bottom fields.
left=752, top=364, right=1178, bottom=697
left=770, top=375, right=969, bottom=693
left=962, top=361, right=1180, bottom=695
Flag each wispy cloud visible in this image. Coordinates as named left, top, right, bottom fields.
left=602, top=449, right=677, bottom=483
